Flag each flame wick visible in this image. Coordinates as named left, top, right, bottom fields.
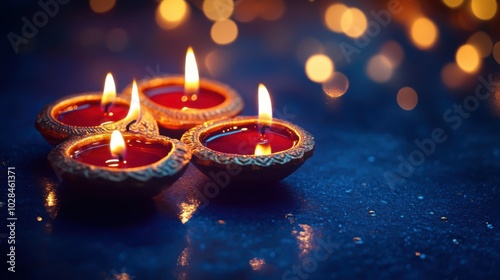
left=126, top=120, right=137, bottom=131
left=103, top=102, right=112, bottom=113
left=259, top=124, right=270, bottom=136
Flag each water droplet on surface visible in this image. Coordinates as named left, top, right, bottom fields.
left=345, top=189, right=352, bottom=193
left=36, top=216, right=42, bottom=222
left=441, top=216, right=448, bottom=221
left=429, top=211, right=435, bottom=215
left=417, top=195, right=424, bottom=200
left=218, top=220, right=226, bottom=225
left=353, top=237, right=363, bottom=244
left=452, top=238, right=459, bottom=244
left=368, top=210, right=376, bottom=217
left=487, top=223, right=494, bottom=229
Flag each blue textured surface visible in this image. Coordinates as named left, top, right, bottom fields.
left=1, top=1, right=500, bottom=279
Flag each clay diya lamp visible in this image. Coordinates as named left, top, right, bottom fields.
left=48, top=130, right=191, bottom=200
left=36, top=73, right=159, bottom=145
left=181, top=84, right=314, bottom=184
left=123, top=47, right=243, bottom=137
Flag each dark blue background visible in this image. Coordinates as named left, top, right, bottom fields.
left=1, top=0, right=499, bottom=279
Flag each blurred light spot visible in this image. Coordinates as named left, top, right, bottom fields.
left=203, top=0, right=234, bottom=21
left=305, top=54, right=334, bottom=83
left=105, top=28, right=128, bottom=52
left=322, top=72, right=349, bottom=98
left=259, top=0, right=285, bottom=21
left=90, top=0, right=116, bottom=13
left=471, top=0, right=497, bottom=20
left=324, top=3, right=349, bottom=33
left=443, top=0, right=464, bottom=9
left=441, top=63, right=469, bottom=89
left=79, top=27, right=104, bottom=48
left=205, top=49, right=230, bottom=77
left=410, top=17, right=438, bottom=49
left=397, top=87, right=418, bottom=111
left=296, top=37, right=324, bottom=63
left=380, top=40, right=404, bottom=67
left=37, top=216, right=42, bottom=222
left=367, top=54, right=393, bottom=83
left=249, top=257, right=266, bottom=271
left=210, top=19, right=238, bottom=45
left=340, top=8, right=367, bottom=38
left=494, top=42, right=500, bottom=64
left=233, top=0, right=259, bottom=22
left=467, top=31, right=493, bottom=57
left=456, top=44, right=481, bottom=73
left=156, top=0, right=189, bottom=30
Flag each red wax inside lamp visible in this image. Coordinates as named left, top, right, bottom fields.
left=147, top=86, right=225, bottom=109
left=56, top=101, right=129, bottom=126
left=71, top=138, right=171, bottom=168
left=203, top=124, right=298, bottom=155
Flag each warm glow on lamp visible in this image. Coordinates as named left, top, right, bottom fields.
left=101, top=73, right=116, bottom=112
left=123, top=80, right=141, bottom=127
left=255, top=84, right=272, bottom=156
left=184, top=47, right=199, bottom=100
left=110, top=130, right=126, bottom=160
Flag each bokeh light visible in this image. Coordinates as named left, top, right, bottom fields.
left=210, top=19, right=238, bottom=45
left=441, top=63, right=469, bottom=89
left=380, top=41, right=404, bottom=67
left=397, top=87, right=418, bottom=111
left=410, top=17, right=438, bottom=50
left=467, top=31, right=493, bottom=57
left=90, top=0, right=116, bottom=13
left=340, top=8, right=367, bottom=38
left=233, top=0, right=259, bottom=22
left=324, top=3, right=349, bottom=33
left=259, top=0, right=285, bottom=21
left=471, top=0, right=497, bottom=21
left=367, top=55, right=394, bottom=83
left=493, top=42, right=500, bottom=64
left=296, top=38, right=324, bottom=63
left=205, top=49, right=230, bottom=77
left=443, top=0, right=464, bottom=9
left=105, top=28, right=128, bottom=52
left=305, top=54, right=334, bottom=83
left=322, top=72, right=349, bottom=98
left=203, top=0, right=234, bottom=21
left=156, top=0, right=189, bottom=30
left=455, top=44, right=481, bottom=73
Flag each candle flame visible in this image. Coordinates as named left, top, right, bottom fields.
left=254, top=142, right=271, bottom=156
left=110, top=130, right=126, bottom=159
left=124, top=80, right=141, bottom=128
left=101, top=73, right=116, bottom=111
left=258, top=83, right=273, bottom=125
left=184, top=46, right=199, bottom=99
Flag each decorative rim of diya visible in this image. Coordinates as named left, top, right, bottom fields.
left=181, top=116, right=315, bottom=168
left=123, top=75, right=244, bottom=130
left=48, top=132, right=191, bottom=198
left=35, top=93, right=159, bottom=145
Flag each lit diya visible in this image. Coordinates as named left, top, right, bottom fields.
left=181, top=84, right=314, bottom=183
left=123, top=47, right=244, bottom=133
left=48, top=130, right=191, bottom=199
left=36, top=73, right=159, bottom=145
